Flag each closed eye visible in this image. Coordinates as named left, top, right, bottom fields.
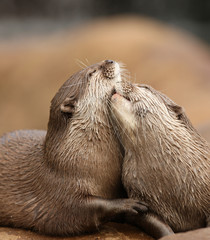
left=89, top=69, right=97, bottom=77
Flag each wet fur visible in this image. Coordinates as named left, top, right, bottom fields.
left=110, top=83, right=210, bottom=233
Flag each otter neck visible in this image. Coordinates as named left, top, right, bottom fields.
left=123, top=119, right=209, bottom=176
left=44, top=103, right=119, bottom=174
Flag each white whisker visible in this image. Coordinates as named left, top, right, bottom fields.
left=62, top=80, right=86, bottom=89
left=75, top=59, right=88, bottom=69
left=85, top=58, right=90, bottom=65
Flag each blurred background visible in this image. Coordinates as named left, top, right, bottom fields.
left=0, top=0, right=210, bottom=139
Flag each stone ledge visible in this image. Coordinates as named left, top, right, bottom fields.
left=160, top=228, right=210, bottom=240
left=0, top=223, right=154, bottom=240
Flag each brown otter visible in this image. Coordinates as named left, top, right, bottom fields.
left=0, top=60, right=150, bottom=236
left=110, top=82, right=210, bottom=233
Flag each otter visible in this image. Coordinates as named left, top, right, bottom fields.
left=110, top=82, right=210, bottom=233
left=0, top=60, right=149, bottom=236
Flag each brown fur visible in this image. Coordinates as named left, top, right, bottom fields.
left=110, top=82, right=210, bottom=233
left=0, top=60, right=149, bottom=236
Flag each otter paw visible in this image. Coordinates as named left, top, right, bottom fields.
left=114, top=198, right=148, bottom=215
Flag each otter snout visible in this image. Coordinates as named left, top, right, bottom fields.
left=105, top=60, right=114, bottom=64
left=103, top=60, right=119, bottom=79
left=111, top=92, right=131, bottom=109
left=111, top=93, right=122, bottom=102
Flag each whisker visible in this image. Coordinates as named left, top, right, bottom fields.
left=61, top=80, right=86, bottom=89
left=85, top=58, right=90, bottom=65
left=75, top=59, right=88, bottom=69
left=133, top=73, right=137, bottom=84
left=121, top=69, right=131, bottom=83
left=118, top=62, right=127, bottom=69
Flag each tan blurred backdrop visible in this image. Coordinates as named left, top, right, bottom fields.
left=0, top=15, right=210, bottom=136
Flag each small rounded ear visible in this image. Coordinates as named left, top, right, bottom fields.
left=60, top=98, right=75, bottom=114
left=168, top=103, right=195, bottom=130
left=169, top=104, right=184, bottom=120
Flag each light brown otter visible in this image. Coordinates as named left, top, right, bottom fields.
left=0, top=60, right=149, bottom=236
left=110, top=82, right=210, bottom=233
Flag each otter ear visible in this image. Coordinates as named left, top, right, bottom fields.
left=168, top=104, right=184, bottom=120
left=60, top=98, right=75, bottom=115
left=168, top=103, right=195, bottom=129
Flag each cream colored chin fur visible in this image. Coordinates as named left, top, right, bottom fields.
left=111, top=96, right=137, bottom=131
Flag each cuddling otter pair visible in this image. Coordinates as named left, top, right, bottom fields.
left=0, top=60, right=209, bottom=239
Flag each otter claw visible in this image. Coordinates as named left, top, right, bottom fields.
left=118, top=198, right=148, bottom=215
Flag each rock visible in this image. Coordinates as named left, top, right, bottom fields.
left=160, top=228, right=210, bottom=240
left=0, top=223, right=154, bottom=240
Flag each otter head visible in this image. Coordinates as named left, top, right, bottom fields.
left=44, top=60, right=125, bottom=166
left=110, top=82, right=194, bottom=149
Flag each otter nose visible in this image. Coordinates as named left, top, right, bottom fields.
left=105, top=60, right=114, bottom=64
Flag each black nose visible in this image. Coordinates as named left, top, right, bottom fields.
left=105, top=60, right=114, bottom=64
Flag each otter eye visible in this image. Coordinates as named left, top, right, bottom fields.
left=89, top=69, right=96, bottom=77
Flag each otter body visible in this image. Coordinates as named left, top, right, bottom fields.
left=0, top=61, right=148, bottom=236
left=111, top=83, right=210, bottom=233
